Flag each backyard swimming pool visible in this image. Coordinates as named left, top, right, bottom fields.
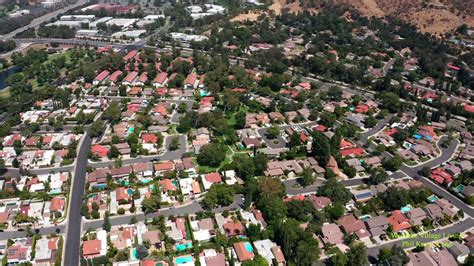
left=175, top=242, right=192, bottom=251
left=428, top=195, right=440, bottom=202
left=244, top=242, right=253, bottom=252
left=400, top=205, right=412, bottom=213
left=175, top=255, right=193, bottom=264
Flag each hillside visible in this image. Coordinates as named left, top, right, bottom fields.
left=235, top=0, right=474, bottom=35
left=337, top=0, right=474, bottom=35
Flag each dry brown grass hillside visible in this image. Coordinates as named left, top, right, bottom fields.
left=232, top=0, right=474, bottom=35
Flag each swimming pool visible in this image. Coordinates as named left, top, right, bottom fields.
left=427, top=195, right=439, bottom=202
left=92, top=184, right=107, bottom=190
left=244, top=242, right=253, bottom=252
left=176, top=242, right=192, bottom=251
left=413, top=134, right=422, bottom=139
left=175, top=255, right=193, bottom=264
left=131, top=248, right=138, bottom=260
left=48, top=188, right=62, bottom=194
left=200, top=90, right=210, bottom=97
left=359, top=214, right=372, bottom=221
left=127, top=188, right=134, bottom=195
left=400, top=205, right=412, bottom=213
left=140, top=178, right=152, bottom=184
left=455, top=184, right=465, bottom=193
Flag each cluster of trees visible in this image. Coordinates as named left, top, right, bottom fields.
left=0, top=40, right=15, bottom=54
left=197, top=143, right=226, bottom=167
left=38, top=25, right=76, bottom=39
left=178, top=111, right=239, bottom=144
left=203, top=183, right=235, bottom=209
left=379, top=187, right=432, bottom=211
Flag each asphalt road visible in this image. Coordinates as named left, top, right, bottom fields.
left=63, top=133, right=92, bottom=266
left=89, top=134, right=187, bottom=168
left=1, top=0, right=86, bottom=40
left=82, top=194, right=244, bottom=231
left=358, top=114, right=394, bottom=143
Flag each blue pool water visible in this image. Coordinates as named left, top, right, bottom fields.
left=176, top=256, right=193, bottom=264
left=92, top=184, right=107, bottom=190
left=455, top=184, right=465, bottom=193
left=428, top=195, right=439, bottom=202
left=172, top=180, right=178, bottom=187
left=401, top=205, right=412, bottom=213
left=131, top=248, right=138, bottom=260
left=200, top=90, right=210, bottom=96
left=127, top=188, right=134, bottom=195
left=48, top=188, right=62, bottom=194
left=359, top=214, right=372, bottom=221
left=413, top=134, right=422, bottom=139
left=176, top=242, right=192, bottom=251
left=140, top=178, right=152, bottom=184
left=244, top=242, right=253, bottom=252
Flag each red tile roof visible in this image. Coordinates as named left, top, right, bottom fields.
left=142, top=133, right=158, bottom=144
left=124, top=50, right=138, bottom=61
left=83, top=239, right=102, bottom=257
left=94, top=70, right=110, bottom=82
left=184, top=73, right=197, bottom=85
left=154, top=72, right=168, bottom=84
left=123, top=71, right=138, bottom=83
left=205, top=172, right=222, bottom=183
left=91, top=145, right=109, bottom=158
left=154, top=161, right=174, bottom=172
left=223, top=221, right=245, bottom=236
left=388, top=210, right=411, bottom=232
left=355, top=104, right=369, bottom=113
left=108, top=70, right=122, bottom=82
left=234, top=242, right=254, bottom=262
left=50, top=196, right=65, bottom=212
left=340, top=147, right=365, bottom=157
left=464, top=104, right=474, bottom=113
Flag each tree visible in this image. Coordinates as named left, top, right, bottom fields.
left=197, top=143, right=226, bottom=167
left=177, top=102, right=188, bottom=113
left=327, top=86, right=343, bottom=101
left=317, top=177, right=352, bottom=204
left=367, top=167, right=388, bottom=185
left=242, top=255, right=267, bottom=266
left=90, top=120, right=104, bottom=138
left=286, top=200, right=314, bottom=222
left=203, top=183, right=235, bottom=209
left=108, top=146, right=119, bottom=159
left=300, top=167, right=315, bottom=187
left=383, top=156, right=403, bottom=171
left=103, top=212, right=111, bottom=232
left=311, top=132, right=331, bottom=166
left=347, top=242, right=368, bottom=266
left=235, top=111, right=246, bottom=129
left=331, top=250, right=349, bottom=266
left=168, top=136, right=180, bottom=151
left=380, top=92, right=400, bottom=113
left=135, top=245, right=149, bottom=260
left=325, top=202, right=345, bottom=221
left=233, top=154, right=255, bottom=180
left=364, top=116, right=377, bottom=128
left=275, top=219, right=320, bottom=265
left=420, top=166, right=431, bottom=177
left=253, top=153, right=268, bottom=176
left=141, top=193, right=161, bottom=214
left=266, top=125, right=280, bottom=139
left=379, top=187, right=409, bottom=211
